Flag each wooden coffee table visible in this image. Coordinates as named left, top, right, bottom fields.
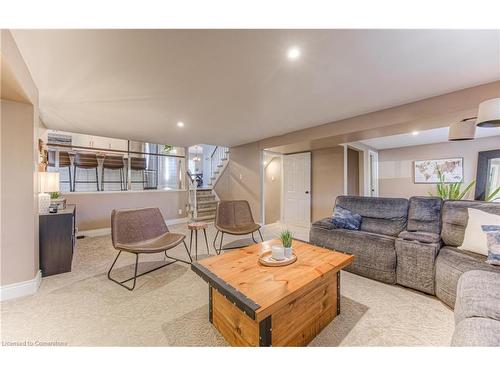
left=191, top=239, right=354, bottom=346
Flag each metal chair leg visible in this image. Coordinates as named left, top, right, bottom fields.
left=109, top=242, right=192, bottom=291
left=219, top=232, right=224, bottom=254
left=251, top=232, right=257, bottom=243
left=258, top=228, right=264, bottom=242
left=184, top=240, right=193, bottom=263
left=203, top=228, right=210, bottom=255
left=107, top=251, right=139, bottom=291
left=213, top=230, right=220, bottom=254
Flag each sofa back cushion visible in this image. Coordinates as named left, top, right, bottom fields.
left=407, top=196, right=443, bottom=234
left=441, top=200, right=500, bottom=247
left=335, top=196, right=408, bottom=237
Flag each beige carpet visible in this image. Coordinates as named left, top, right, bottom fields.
left=0, top=223, right=454, bottom=346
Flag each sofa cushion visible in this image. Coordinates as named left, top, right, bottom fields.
left=435, top=246, right=500, bottom=308
left=311, top=218, right=336, bottom=231
left=332, top=205, right=362, bottom=230
left=407, top=196, right=442, bottom=234
left=455, top=270, right=500, bottom=324
left=458, top=208, right=500, bottom=256
left=482, top=225, right=500, bottom=265
left=398, top=230, right=441, bottom=244
left=309, top=225, right=397, bottom=284
left=451, top=318, right=500, bottom=347
left=441, top=200, right=500, bottom=247
left=335, top=196, right=408, bottom=237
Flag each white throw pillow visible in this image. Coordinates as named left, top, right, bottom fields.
left=459, top=208, right=500, bottom=256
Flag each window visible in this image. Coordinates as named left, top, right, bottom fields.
left=46, top=130, right=185, bottom=192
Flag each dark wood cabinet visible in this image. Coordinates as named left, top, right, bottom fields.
left=39, top=205, right=76, bottom=276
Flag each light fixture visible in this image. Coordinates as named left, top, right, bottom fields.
left=38, top=172, right=60, bottom=214
left=287, top=47, right=301, bottom=60
left=177, top=121, right=184, bottom=128
left=476, top=98, right=500, bottom=127
left=448, top=119, right=476, bottom=141
left=411, top=131, right=419, bottom=136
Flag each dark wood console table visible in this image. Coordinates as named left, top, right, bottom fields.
left=39, top=204, right=76, bottom=276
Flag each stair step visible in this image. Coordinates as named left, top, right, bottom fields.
left=196, top=191, right=213, bottom=196
left=197, top=195, right=216, bottom=200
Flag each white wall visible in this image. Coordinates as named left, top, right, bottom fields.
left=378, top=136, right=500, bottom=198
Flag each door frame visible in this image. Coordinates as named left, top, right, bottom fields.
left=368, top=149, right=379, bottom=197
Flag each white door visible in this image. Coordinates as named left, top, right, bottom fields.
left=283, top=152, right=311, bottom=226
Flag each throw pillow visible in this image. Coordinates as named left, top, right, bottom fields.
left=481, top=225, right=500, bottom=266
left=332, top=206, right=362, bottom=230
left=459, top=208, right=500, bottom=256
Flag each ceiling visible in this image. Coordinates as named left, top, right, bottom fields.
left=12, top=29, right=500, bottom=147
left=360, top=126, right=500, bottom=150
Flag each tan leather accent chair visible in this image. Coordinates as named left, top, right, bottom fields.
left=213, top=200, right=263, bottom=254
left=108, top=207, right=192, bottom=290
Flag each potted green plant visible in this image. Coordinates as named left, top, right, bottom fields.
left=50, top=191, right=66, bottom=209
left=279, top=229, right=293, bottom=258
left=430, top=170, right=475, bottom=200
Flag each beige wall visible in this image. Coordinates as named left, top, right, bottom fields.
left=264, top=157, right=281, bottom=224
left=378, top=136, right=500, bottom=198
left=1, top=30, right=40, bottom=288
left=311, top=147, right=344, bottom=222
left=65, top=191, right=188, bottom=231
left=1, top=100, right=38, bottom=285
left=214, top=142, right=262, bottom=222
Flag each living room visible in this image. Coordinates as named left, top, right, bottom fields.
left=1, top=2, right=499, bottom=375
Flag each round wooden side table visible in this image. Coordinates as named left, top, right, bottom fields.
left=188, top=221, right=210, bottom=260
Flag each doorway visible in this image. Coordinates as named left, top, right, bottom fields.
left=347, top=147, right=361, bottom=196
left=282, top=152, right=311, bottom=227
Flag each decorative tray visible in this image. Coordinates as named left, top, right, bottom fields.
left=258, top=250, right=297, bottom=267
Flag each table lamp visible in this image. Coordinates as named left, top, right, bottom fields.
left=39, top=172, right=60, bottom=214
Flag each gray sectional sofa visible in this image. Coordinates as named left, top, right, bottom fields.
left=310, top=195, right=500, bottom=346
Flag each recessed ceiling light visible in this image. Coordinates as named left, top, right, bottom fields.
left=177, top=121, right=184, bottom=128
left=412, top=131, right=419, bottom=136
left=287, top=47, right=301, bottom=60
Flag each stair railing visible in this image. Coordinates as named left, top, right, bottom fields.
left=186, top=171, right=197, bottom=220
left=209, top=146, right=229, bottom=186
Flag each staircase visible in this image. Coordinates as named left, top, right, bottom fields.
left=187, top=146, right=229, bottom=221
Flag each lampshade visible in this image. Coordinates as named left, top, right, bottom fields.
left=448, top=119, right=476, bottom=141
left=476, top=98, right=500, bottom=127
left=39, top=172, right=60, bottom=193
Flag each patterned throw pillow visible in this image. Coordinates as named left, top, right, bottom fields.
left=332, top=206, right=362, bottom=230
left=481, top=225, right=500, bottom=266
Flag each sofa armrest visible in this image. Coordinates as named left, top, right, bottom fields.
left=311, top=217, right=336, bottom=231
left=398, top=230, right=440, bottom=244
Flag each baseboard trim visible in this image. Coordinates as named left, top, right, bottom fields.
left=0, top=270, right=42, bottom=301
left=77, top=217, right=190, bottom=238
